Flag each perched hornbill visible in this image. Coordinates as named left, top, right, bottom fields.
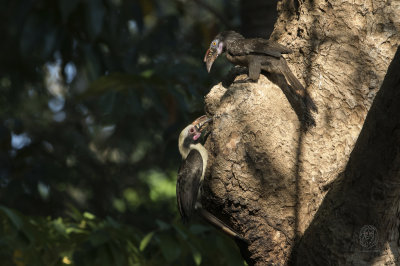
left=177, top=115, right=211, bottom=223
left=177, top=115, right=246, bottom=242
left=204, top=30, right=317, bottom=112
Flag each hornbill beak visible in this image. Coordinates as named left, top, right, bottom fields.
left=192, top=115, right=212, bottom=132
left=204, top=48, right=219, bottom=73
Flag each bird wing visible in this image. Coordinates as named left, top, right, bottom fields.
left=176, top=149, right=203, bottom=223
left=227, top=38, right=292, bottom=58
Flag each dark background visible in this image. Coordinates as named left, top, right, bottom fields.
left=0, top=0, right=275, bottom=265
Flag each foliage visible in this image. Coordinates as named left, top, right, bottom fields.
left=0, top=205, right=244, bottom=266
left=0, top=0, right=243, bottom=265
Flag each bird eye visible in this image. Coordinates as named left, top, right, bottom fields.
left=189, top=127, right=195, bottom=133
left=212, top=41, right=216, bottom=46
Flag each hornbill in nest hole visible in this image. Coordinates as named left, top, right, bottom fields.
left=177, top=115, right=246, bottom=242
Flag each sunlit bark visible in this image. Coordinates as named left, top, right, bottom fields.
left=203, top=0, right=400, bottom=264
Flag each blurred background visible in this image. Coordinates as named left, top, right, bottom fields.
left=0, top=0, right=276, bottom=265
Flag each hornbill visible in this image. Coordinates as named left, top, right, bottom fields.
left=177, top=115, right=246, bottom=242
left=204, top=30, right=318, bottom=113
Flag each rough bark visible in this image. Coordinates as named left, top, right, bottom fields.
left=296, top=46, right=400, bottom=265
left=202, top=0, right=400, bottom=265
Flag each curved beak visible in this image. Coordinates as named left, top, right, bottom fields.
left=192, top=115, right=212, bottom=132
left=204, top=47, right=219, bottom=73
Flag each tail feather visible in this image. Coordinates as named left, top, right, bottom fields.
left=279, top=59, right=318, bottom=113
left=198, top=208, right=248, bottom=243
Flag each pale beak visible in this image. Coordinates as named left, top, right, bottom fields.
left=204, top=47, right=219, bottom=73
left=192, top=115, right=213, bottom=132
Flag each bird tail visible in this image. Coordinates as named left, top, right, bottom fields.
left=198, top=208, right=248, bottom=243
left=279, top=58, right=318, bottom=113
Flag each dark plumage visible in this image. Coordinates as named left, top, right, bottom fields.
left=177, top=148, right=203, bottom=223
left=177, top=117, right=248, bottom=242
left=204, top=31, right=318, bottom=113
left=177, top=116, right=210, bottom=223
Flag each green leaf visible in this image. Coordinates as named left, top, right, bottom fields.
left=189, top=224, right=210, bottom=235
left=83, top=212, right=96, bottom=220
left=172, top=224, right=188, bottom=240
left=52, top=217, right=68, bottom=236
left=192, top=249, right=202, bottom=266
left=123, top=188, right=141, bottom=208
left=0, top=206, right=23, bottom=230
left=155, top=220, right=170, bottom=231
left=65, top=227, right=87, bottom=234
left=140, top=69, right=154, bottom=78
left=113, top=198, right=126, bottom=213
left=139, top=231, right=154, bottom=251
left=158, top=235, right=181, bottom=262
left=105, top=216, right=120, bottom=229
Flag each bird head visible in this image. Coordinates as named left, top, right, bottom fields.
left=204, top=31, right=244, bottom=73
left=178, top=115, right=212, bottom=159
left=204, top=38, right=224, bottom=73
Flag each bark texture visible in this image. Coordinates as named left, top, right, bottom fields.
left=202, top=0, right=400, bottom=265
left=296, top=46, right=400, bottom=265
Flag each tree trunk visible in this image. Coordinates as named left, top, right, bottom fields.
left=202, top=0, right=400, bottom=265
